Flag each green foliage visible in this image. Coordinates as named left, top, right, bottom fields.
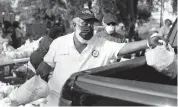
left=137, top=2, right=151, bottom=21
left=0, top=0, right=12, bottom=13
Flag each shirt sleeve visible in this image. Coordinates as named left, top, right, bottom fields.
left=105, top=40, right=126, bottom=59
left=43, top=40, right=57, bottom=68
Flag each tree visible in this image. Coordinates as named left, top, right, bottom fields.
left=114, top=0, right=138, bottom=39
left=0, top=0, right=12, bottom=13
left=146, top=0, right=153, bottom=11
left=0, top=0, right=13, bottom=22
left=8, top=0, right=140, bottom=37
left=137, top=2, right=151, bottom=22
left=172, top=0, right=177, bottom=14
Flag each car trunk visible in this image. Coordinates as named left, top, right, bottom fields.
left=83, top=56, right=177, bottom=86
left=66, top=57, right=177, bottom=106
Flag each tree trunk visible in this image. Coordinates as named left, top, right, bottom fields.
left=146, top=0, right=153, bottom=11
left=127, top=0, right=138, bottom=41
left=115, top=0, right=138, bottom=40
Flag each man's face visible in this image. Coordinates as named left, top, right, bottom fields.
left=75, top=18, right=94, bottom=40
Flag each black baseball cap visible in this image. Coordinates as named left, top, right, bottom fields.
left=76, top=8, right=98, bottom=21
left=103, top=13, right=117, bottom=24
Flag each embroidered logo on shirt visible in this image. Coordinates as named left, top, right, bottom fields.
left=92, top=50, right=99, bottom=57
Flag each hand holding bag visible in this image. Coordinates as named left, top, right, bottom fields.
left=145, top=44, right=177, bottom=79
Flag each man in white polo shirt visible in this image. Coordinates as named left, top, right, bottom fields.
left=36, top=8, right=166, bottom=106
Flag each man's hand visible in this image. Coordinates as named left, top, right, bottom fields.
left=148, top=36, right=168, bottom=48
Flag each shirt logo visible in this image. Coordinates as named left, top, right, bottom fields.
left=92, top=50, right=99, bottom=57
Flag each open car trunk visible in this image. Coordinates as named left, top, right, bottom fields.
left=91, top=56, right=177, bottom=86
left=61, top=56, right=177, bottom=106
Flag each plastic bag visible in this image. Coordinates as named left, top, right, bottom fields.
left=0, top=84, right=14, bottom=99
left=9, top=75, right=49, bottom=106
left=0, top=97, right=11, bottom=107
left=145, top=44, right=177, bottom=79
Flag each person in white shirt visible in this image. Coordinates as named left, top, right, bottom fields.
left=36, top=8, right=166, bottom=106
left=159, top=19, right=172, bottom=39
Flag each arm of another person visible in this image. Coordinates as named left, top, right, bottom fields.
left=36, top=40, right=57, bottom=77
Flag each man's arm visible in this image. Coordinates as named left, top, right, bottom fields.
left=118, top=40, right=147, bottom=56
left=118, top=36, right=167, bottom=56
left=36, top=39, right=58, bottom=78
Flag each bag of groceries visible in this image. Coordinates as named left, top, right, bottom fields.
left=145, top=44, right=177, bottom=79
left=9, top=75, right=49, bottom=106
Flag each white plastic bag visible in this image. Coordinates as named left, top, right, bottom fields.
left=9, top=75, right=49, bottom=106
left=145, top=44, right=177, bottom=78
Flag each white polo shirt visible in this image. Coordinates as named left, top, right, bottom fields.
left=44, top=32, right=126, bottom=94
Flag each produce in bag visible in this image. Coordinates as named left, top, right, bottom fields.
left=0, top=85, right=14, bottom=99
left=0, top=94, right=3, bottom=100
left=9, top=75, right=49, bottom=106
left=0, top=54, right=13, bottom=63
left=0, top=97, right=11, bottom=107
left=15, top=51, right=23, bottom=59
left=160, top=55, right=177, bottom=79
left=5, top=51, right=17, bottom=59
left=23, top=51, right=32, bottom=58
left=0, top=82, right=14, bottom=106
left=5, top=51, right=29, bottom=59
left=145, top=44, right=177, bottom=79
